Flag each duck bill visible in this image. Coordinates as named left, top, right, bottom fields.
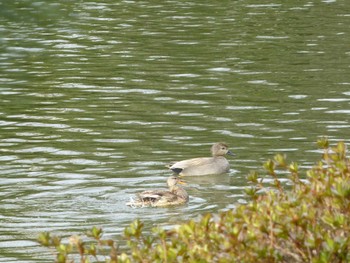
left=177, top=179, right=187, bottom=185
left=227, top=150, right=235, bottom=156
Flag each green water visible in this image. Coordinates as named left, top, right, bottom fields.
left=1, top=0, right=350, bottom=261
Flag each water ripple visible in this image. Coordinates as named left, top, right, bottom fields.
left=1, top=0, right=350, bottom=261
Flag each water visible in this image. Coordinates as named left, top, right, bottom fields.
left=1, top=0, right=350, bottom=261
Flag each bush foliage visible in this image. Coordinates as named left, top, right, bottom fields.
left=39, top=139, right=350, bottom=262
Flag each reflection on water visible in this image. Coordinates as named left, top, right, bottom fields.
left=1, top=0, right=350, bottom=261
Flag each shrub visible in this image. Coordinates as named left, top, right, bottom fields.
left=39, top=139, right=350, bottom=262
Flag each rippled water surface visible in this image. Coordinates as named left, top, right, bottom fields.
left=1, top=0, right=350, bottom=261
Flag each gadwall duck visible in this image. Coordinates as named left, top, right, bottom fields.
left=168, top=142, right=234, bottom=176
left=126, top=176, right=189, bottom=207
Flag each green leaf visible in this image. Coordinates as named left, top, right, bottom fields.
left=274, top=154, right=287, bottom=167
left=38, top=232, right=51, bottom=246
left=289, top=162, right=298, bottom=173
left=317, top=137, right=329, bottom=148
left=247, top=171, right=259, bottom=183
left=263, top=159, right=275, bottom=174
left=91, top=226, right=103, bottom=239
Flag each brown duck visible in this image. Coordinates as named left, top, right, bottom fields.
left=126, top=176, right=189, bottom=207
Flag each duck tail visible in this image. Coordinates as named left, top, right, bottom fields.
left=126, top=197, right=139, bottom=208
left=171, top=168, right=183, bottom=175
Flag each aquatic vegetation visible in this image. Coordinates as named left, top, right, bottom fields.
left=39, top=139, right=350, bottom=262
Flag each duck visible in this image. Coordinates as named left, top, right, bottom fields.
left=126, top=176, right=189, bottom=207
left=167, top=142, right=234, bottom=176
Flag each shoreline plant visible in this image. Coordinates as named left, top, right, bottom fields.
left=39, top=139, right=350, bottom=262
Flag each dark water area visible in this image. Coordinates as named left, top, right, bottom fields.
left=1, top=0, right=350, bottom=261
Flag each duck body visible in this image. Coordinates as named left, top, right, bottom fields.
left=168, top=142, right=233, bottom=176
left=169, top=156, right=230, bottom=176
left=127, top=176, right=188, bottom=207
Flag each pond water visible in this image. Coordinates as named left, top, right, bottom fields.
left=1, top=0, right=350, bottom=261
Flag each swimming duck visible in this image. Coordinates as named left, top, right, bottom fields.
left=126, top=176, right=189, bottom=207
left=168, top=142, right=234, bottom=176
